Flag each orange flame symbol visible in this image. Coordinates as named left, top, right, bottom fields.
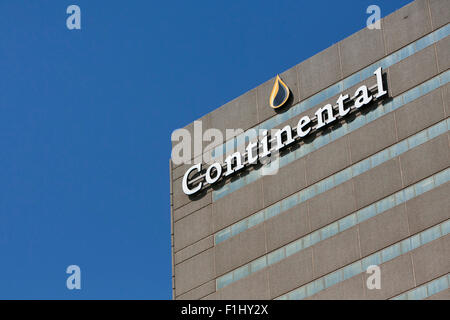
left=269, top=75, right=290, bottom=109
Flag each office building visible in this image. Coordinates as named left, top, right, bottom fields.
left=170, top=0, right=450, bottom=300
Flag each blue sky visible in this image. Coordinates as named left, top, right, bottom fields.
left=0, top=0, right=412, bottom=299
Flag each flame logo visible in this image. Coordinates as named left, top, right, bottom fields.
left=269, top=75, right=290, bottom=109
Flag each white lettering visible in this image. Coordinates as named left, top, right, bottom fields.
left=337, top=93, right=350, bottom=117
left=315, top=104, right=336, bottom=129
left=374, top=66, right=387, bottom=98
left=180, top=67, right=388, bottom=194
left=246, top=141, right=259, bottom=164
left=182, top=164, right=202, bottom=195
left=205, top=163, right=222, bottom=184
left=354, top=85, right=372, bottom=109
left=225, top=152, right=244, bottom=176
left=296, top=116, right=311, bottom=137
left=274, top=125, right=295, bottom=150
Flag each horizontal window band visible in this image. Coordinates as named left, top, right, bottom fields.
left=215, top=116, right=450, bottom=245
left=210, top=24, right=449, bottom=161
left=216, top=168, right=450, bottom=291
left=276, top=219, right=450, bottom=300
left=212, top=70, right=450, bottom=202
left=390, top=273, right=450, bottom=300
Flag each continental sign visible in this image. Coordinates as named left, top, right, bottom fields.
left=182, top=67, right=387, bottom=195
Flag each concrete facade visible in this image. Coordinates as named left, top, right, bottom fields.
left=170, top=0, right=450, bottom=300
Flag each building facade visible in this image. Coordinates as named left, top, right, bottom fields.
left=170, top=0, right=450, bottom=300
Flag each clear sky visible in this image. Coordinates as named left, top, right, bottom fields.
left=0, top=0, right=413, bottom=299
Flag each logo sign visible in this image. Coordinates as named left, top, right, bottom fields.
left=269, top=75, right=290, bottom=109
left=182, top=67, right=387, bottom=195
